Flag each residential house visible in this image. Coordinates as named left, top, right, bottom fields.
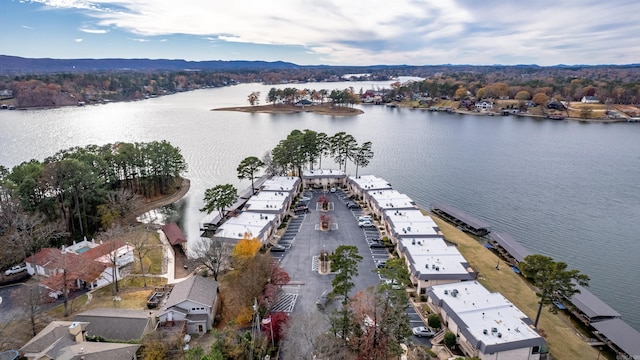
left=475, top=100, right=494, bottom=110
left=25, top=239, right=134, bottom=290
left=581, top=96, right=600, bottom=104
left=20, top=321, right=139, bottom=360
left=427, top=282, right=547, bottom=359
left=74, top=308, right=154, bottom=342
left=157, top=275, right=219, bottom=334
left=397, top=238, right=476, bottom=295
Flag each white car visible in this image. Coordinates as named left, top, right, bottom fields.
left=330, top=187, right=336, bottom=193
left=412, top=326, right=436, bottom=337
left=358, top=215, right=372, bottom=222
left=359, top=220, right=375, bottom=228
left=4, top=265, right=27, bottom=276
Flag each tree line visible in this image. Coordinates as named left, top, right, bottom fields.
left=263, top=87, right=360, bottom=107
left=0, top=140, right=186, bottom=270
left=199, top=129, right=374, bottom=220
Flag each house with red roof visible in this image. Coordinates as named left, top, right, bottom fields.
left=25, top=239, right=134, bottom=290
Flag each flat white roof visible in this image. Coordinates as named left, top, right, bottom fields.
left=385, top=209, right=439, bottom=237
left=349, top=175, right=392, bottom=191
left=369, top=189, right=415, bottom=209
left=261, top=176, right=299, bottom=192
left=400, top=238, right=470, bottom=277
left=244, top=191, right=288, bottom=212
left=214, top=212, right=276, bottom=240
left=430, top=282, right=542, bottom=346
left=302, top=168, right=345, bottom=177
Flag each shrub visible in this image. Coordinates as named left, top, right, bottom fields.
left=428, top=314, right=442, bottom=329
left=444, top=331, right=457, bottom=349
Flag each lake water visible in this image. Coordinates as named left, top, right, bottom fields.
left=1, top=80, right=639, bottom=331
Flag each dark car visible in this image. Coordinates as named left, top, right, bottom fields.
left=270, top=245, right=286, bottom=252
left=369, top=242, right=386, bottom=248
left=294, top=205, right=309, bottom=214
left=346, top=201, right=360, bottom=209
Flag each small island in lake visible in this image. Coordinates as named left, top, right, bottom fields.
left=212, top=103, right=364, bottom=116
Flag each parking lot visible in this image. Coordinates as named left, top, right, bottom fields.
left=271, top=188, right=430, bottom=345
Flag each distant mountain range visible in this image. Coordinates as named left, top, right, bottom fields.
left=2, top=54, right=639, bottom=77
left=0, top=55, right=302, bottom=75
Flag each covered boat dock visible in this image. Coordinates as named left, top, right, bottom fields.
left=591, top=318, right=640, bottom=360
left=430, top=202, right=491, bottom=236
left=488, top=231, right=532, bottom=266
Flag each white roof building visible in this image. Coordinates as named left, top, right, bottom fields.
left=244, top=191, right=289, bottom=213
left=398, top=238, right=476, bottom=294
left=348, top=175, right=392, bottom=196
left=366, top=189, right=416, bottom=216
left=214, top=212, right=277, bottom=244
left=301, top=168, right=346, bottom=189
left=260, top=176, right=301, bottom=193
left=383, top=208, right=441, bottom=241
left=427, top=282, right=546, bottom=359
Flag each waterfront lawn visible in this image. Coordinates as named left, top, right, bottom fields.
left=432, top=216, right=598, bottom=360
left=120, top=226, right=164, bottom=275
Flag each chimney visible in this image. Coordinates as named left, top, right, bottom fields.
left=69, top=322, right=88, bottom=343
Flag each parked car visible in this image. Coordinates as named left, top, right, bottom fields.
left=359, top=220, right=375, bottom=228
left=369, top=242, right=386, bottom=248
left=346, top=201, right=360, bottom=209
left=412, top=326, right=436, bottom=337
left=358, top=215, right=372, bottom=222
left=4, top=265, right=27, bottom=276
left=330, top=187, right=336, bottom=193
left=294, top=205, right=309, bottom=214
left=376, top=260, right=387, bottom=268
left=270, top=245, right=286, bottom=252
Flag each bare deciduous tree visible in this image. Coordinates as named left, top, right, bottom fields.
left=192, top=237, right=233, bottom=281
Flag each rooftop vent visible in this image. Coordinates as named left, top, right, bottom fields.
left=491, top=327, right=498, bottom=333
left=483, top=329, right=488, bottom=335
left=497, top=333, right=502, bottom=338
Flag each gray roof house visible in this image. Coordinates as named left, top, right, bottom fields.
left=157, top=275, right=219, bottom=334
left=73, top=308, right=153, bottom=342
left=20, top=321, right=139, bottom=360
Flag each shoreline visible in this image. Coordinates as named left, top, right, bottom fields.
left=212, top=103, right=363, bottom=116
left=211, top=102, right=633, bottom=123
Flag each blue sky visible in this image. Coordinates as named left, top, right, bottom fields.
left=2, top=0, right=639, bottom=66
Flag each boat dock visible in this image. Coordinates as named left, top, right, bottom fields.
left=430, top=202, right=491, bottom=236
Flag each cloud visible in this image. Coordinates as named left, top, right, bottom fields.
left=130, top=38, right=150, bottom=42
left=74, top=38, right=83, bottom=42
left=21, top=25, right=34, bottom=30
left=23, top=0, right=640, bottom=65
left=79, top=27, right=108, bottom=34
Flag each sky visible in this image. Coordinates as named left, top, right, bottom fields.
left=1, top=0, right=639, bottom=66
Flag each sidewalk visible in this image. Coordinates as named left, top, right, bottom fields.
left=157, top=230, right=176, bottom=284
